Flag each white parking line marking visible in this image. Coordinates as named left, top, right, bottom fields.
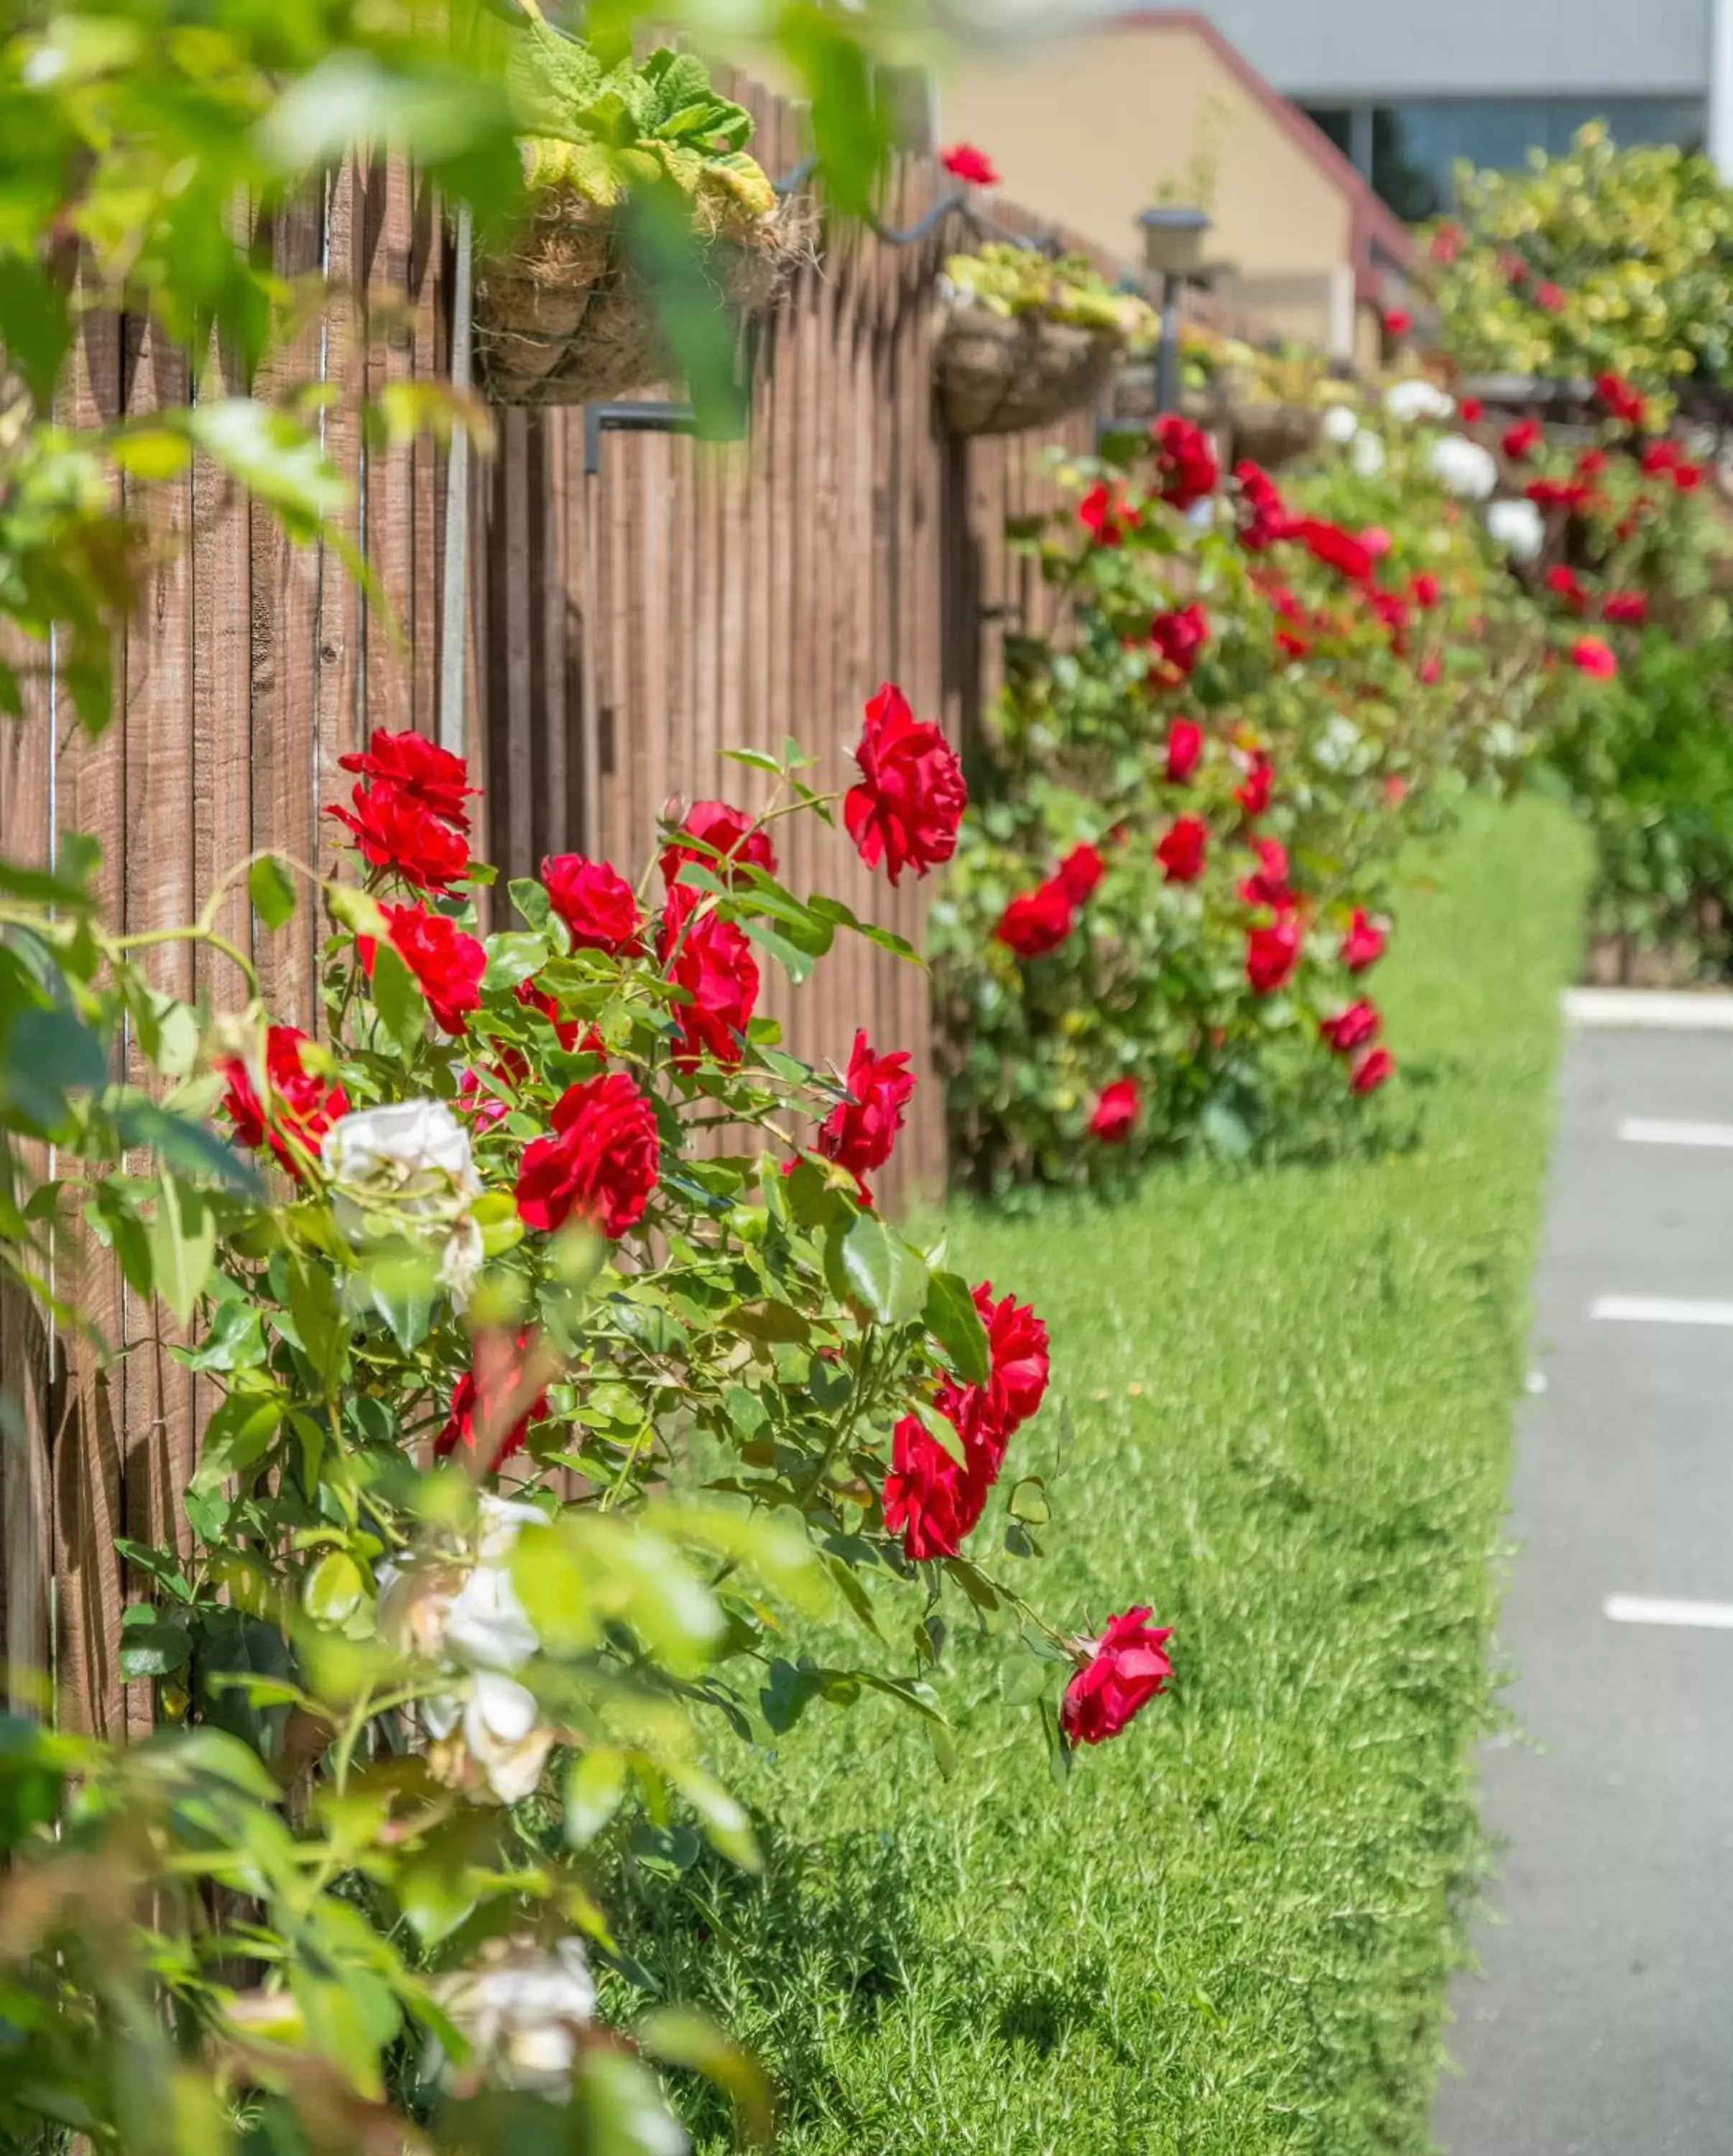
left=1605, top=1595, right=1733, bottom=1631
left=1618, top=1118, right=1733, bottom=1148
left=1566, top=988, right=1733, bottom=1031
left=1591, top=1295, right=1733, bottom=1325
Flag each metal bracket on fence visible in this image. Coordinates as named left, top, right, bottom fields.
left=582, top=400, right=700, bottom=475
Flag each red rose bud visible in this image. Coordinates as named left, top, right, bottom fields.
left=1460, top=396, right=1484, bottom=422
left=1545, top=565, right=1591, bottom=614
left=1060, top=1607, right=1174, bottom=1746
left=994, top=879, right=1076, bottom=957
left=1320, top=999, right=1381, bottom=1054
left=1165, top=717, right=1203, bottom=783
left=1234, top=754, right=1274, bottom=819
left=361, top=903, right=485, bottom=1035
left=845, top=682, right=967, bottom=885
left=1078, top=479, right=1139, bottom=547
left=515, top=1071, right=660, bottom=1237
left=1409, top=572, right=1441, bottom=609
left=1535, top=281, right=1566, bottom=313
left=221, top=1024, right=348, bottom=1181
left=1089, top=1077, right=1140, bottom=1143
left=541, top=853, right=644, bottom=953
left=1350, top=1044, right=1395, bottom=1095
left=1341, top=906, right=1388, bottom=972
left=1383, top=306, right=1412, bottom=336
left=1056, top=842, right=1105, bottom=904
left=1155, top=814, right=1209, bottom=884
left=1245, top=917, right=1301, bottom=995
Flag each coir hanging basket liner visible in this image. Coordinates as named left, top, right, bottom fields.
left=1227, top=401, right=1322, bottom=472
left=474, top=187, right=808, bottom=408
left=935, top=301, right=1125, bottom=438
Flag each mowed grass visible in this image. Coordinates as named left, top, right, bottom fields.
left=629, top=797, right=1590, bottom=2156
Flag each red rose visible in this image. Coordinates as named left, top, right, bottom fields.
left=1235, top=754, right=1274, bottom=819
left=542, top=854, right=644, bottom=952
left=1060, top=1606, right=1174, bottom=1746
left=1641, top=440, right=1681, bottom=476
left=1526, top=476, right=1591, bottom=510
left=657, top=883, right=759, bottom=1069
left=1078, top=479, right=1139, bottom=547
left=1246, top=917, right=1301, bottom=994
left=514, top=976, right=583, bottom=1053
left=1545, top=565, right=1590, bottom=614
left=325, top=781, right=471, bottom=891
left=1152, top=414, right=1219, bottom=510
left=1673, top=461, right=1704, bottom=492
left=1535, top=281, right=1566, bottom=312
left=435, top=1332, right=549, bottom=1464
left=1385, top=775, right=1410, bottom=805
left=1056, top=842, right=1105, bottom=904
left=940, top=142, right=999, bottom=187
left=458, top=1056, right=526, bottom=1133
left=1165, top=718, right=1203, bottom=783
left=361, top=903, right=485, bottom=1035
left=1603, top=591, right=1648, bottom=626
left=1350, top=1044, right=1395, bottom=1095
left=1571, top=635, right=1618, bottom=680
left=1502, top=418, right=1543, bottom=461
left=1594, top=372, right=1645, bottom=426
left=221, top=1023, right=348, bottom=1180
left=994, top=879, right=1075, bottom=957
left=1292, top=517, right=1373, bottom=581
left=1383, top=306, right=1412, bottom=336
left=1576, top=447, right=1609, bottom=479
left=339, top=729, right=477, bottom=830
left=1501, top=252, right=1530, bottom=286
left=1239, top=836, right=1294, bottom=912
left=1430, top=223, right=1461, bottom=264
left=1320, top=999, right=1380, bottom=1054
left=1234, top=459, right=1293, bottom=550
left=845, top=682, right=967, bottom=885
left=515, top=1071, right=660, bottom=1237
left=1149, top=602, right=1209, bottom=679
left=882, top=1414, right=989, bottom=1561
left=1409, top=572, right=1441, bottom=609
left=1155, top=814, right=1208, bottom=884
left=815, top=1030, right=916, bottom=1202
left=933, top=1281, right=1050, bottom=1474
left=1089, top=1077, right=1140, bottom=1143
left=658, top=802, right=775, bottom=891
left=1341, top=907, right=1387, bottom=972
left=1460, top=395, right=1484, bottom=422
left=1418, top=653, right=1442, bottom=684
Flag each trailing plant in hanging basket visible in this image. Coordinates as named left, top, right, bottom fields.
left=935, top=245, right=1155, bottom=437
left=474, top=27, right=809, bottom=407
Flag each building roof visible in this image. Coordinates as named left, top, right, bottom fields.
left=1111, top=9, right=1417, bottom=289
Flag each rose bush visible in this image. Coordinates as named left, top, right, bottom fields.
left=930, top=405, right=1545, bottom=1191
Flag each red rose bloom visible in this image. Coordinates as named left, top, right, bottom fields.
left=845, top=682, right=967, bottom=885
left=657, top=883, right=759, bottom=1069
left=1235, top=754, right=1274, bottom=819
left=1501, top=252, right=1530, bottom=286
left=1341, top=907, right=1388, bottom=972
left=1641, top=440, right=1682, bottom=476
left=994, top=879, right=1075, bottom=957
left=1576, top=446, right=1609, bottom=479
left=1383, top=306, right=1412, bottom=336
left=515, top=1071, right=660, bottom=1237
left=933, top=1281, right=1051, bottom=1475
left=1571, top=635, right=1618, bottom=680
left=1155, top=814, right=1209, bottom=884
left=361, top=903, right=485, bottom=1035
left=221, top=1023, right=348, bottom=1181
left=1056, top=842, right=1105, bottom=904
left=1526, top=476, right=1591, bottom=510
left=1060, top=1606, right=1175, bottom=1746
left=1595, top=372, right=1645, bottom=426
left=1078, top=479, right=1139, bottom=547
left=1460, top=395, right=1484, bottom=422
left=882, top=1414, right=989, bottom=1562
left=1234, top=459, right=1293, bottom=550
left=940, top=142, right=999, bottom=187
left=1165, top=717, right=1203, bottom=783
left=659, top=801, right=775, bottom=890
left=1431, top=223, right=1462, bottom=264
left=1535, top=281, right=1566, bottom=313
left=1502, top=418, right=1543, bottom=461
left=325, top=781, right=471, bottom=891
left=1152, top=414, right=1219, bottom=510
left=435, top=1332, right=549, bottom=1463
left=1350, top=1044, right=1395, bottom=1095
left=1320, top=999, right=1380, bottom=1054
left=1292, top=518, right=1374, bottom=582
left=1089, top=1077, right=1140, bottom=1143
left=1239, top=836, right=1294, bottom=912
left=815, top=1030, right=915, bottom=1202
left=542, top=854, right=644, bottom=952
left=1149, top=602, right=1209, bottom=679
left=338, top=729, right=476, bottom=830
left=1673, top=461, right=1704, bottom=492
left=514, top=976, right=589, bottom=1053
left=1409, top=571, right=1441, bottom=609
left=1545, top=565, right=1590, bottom=614
left=1602, top=591, right=1648, bottom=626
left=1246, top=917, right=1301, bottom=995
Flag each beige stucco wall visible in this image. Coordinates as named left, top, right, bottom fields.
left=937, top=25, right=1354, bottom=283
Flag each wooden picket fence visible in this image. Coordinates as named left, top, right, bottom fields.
left=0, top=75, right=1107, bottom=1733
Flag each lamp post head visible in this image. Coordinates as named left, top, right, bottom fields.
left=1139, top=204, right=1211, bottom=279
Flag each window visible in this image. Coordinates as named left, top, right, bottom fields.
left=1298, top=96, right=1708, bottom=221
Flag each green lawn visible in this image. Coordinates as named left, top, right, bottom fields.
left=633, top=797, right=1590, bottom=2155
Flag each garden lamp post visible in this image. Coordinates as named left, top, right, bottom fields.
left=1139, top=205, right=1211, bottom=417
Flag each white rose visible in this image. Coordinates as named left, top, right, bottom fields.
left=445, top=1556, right=539, bottom=1674
left=1385, top=377, right=1456, bottom=424
left=322, top=1098, right=478, bottom=1203
left=433, top=1938, right=597, bottom=2093
left=1350, top=430, right=1387, bottom=479
left=1486, top=495, right=1545, bottom=562
left=1427, top=434, right=1497, bottom=502
left=463, top=1669, right=553, bottom=1804
left=1321, top=403, right=1359, bottom=445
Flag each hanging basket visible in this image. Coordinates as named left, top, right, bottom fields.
left=1227, top=402, right=1321, bottom=473
left=935, top=302, right=1125, bottom=438
left=474, top=188, right=810, bottom=408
